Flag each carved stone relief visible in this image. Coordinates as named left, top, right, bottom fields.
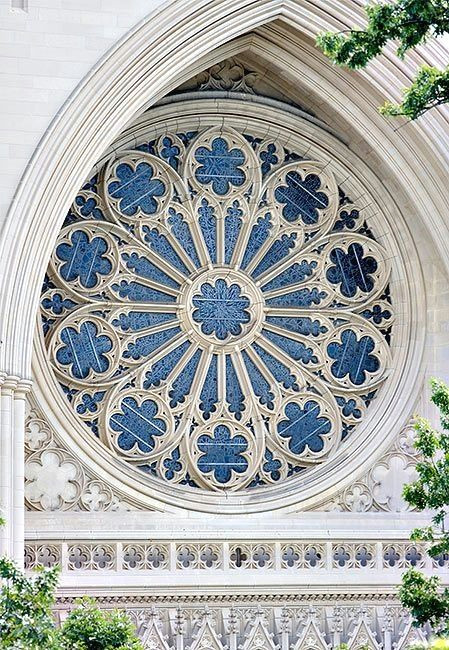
left=318, top=414, right=421, bottom=513
left=53, top=602, right=428, bottom=650
left=172, top=57, right=303, bottom=109
left=25, top=394, right=140, bottom=511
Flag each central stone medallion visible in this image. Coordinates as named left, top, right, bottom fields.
left=192, top=279, right=250, bottom=340
left=183, top=268, right=264, bottom=349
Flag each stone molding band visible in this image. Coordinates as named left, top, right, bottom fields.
left=24, top=539, right=445, bottom=574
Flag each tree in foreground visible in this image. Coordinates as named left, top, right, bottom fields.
left=59, top=598, right=143, bottom=650
left=316, top=0, right=449, bottom=119
left=410, top=639, right=449, bottom=649
left=399, top=379, right=449, bottom=639
left=0, top=558, right=60, bottom=649
left=0, top=556, right=143, bottom=650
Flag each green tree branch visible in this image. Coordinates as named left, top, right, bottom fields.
left=316, top=0, right=449, bottom=119
left=398, top=379, right=449, bottom=637
left=0, top=556, right=143, bottom=649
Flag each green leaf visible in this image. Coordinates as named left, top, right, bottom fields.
left=60, top=597, right=143, bottom=650
left=316, top=0, right=449, bottom=119
left=0, top=558, right=61, bottom=649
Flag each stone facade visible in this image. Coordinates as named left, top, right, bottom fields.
left=1, top=2, right=449, bottom=648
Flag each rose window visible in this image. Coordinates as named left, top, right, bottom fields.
left=41, top=125, right=393, bottom=491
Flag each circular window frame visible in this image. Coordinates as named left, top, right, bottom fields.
left=33, top=97, right=425, bottom=514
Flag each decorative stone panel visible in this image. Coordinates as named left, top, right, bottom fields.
left=319, top=416, right=421, bottom=512
left=51, top=600, right=430, bottom=650
left=24, top=539, right=436, bottom=573
left=25, top=394, right=141, bottom=511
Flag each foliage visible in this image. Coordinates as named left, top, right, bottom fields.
left=399, top=568, right=449, bottom=631
left=59, top=597, right=143, bottom=650
left=0, top=557, right=142, bottom=650
left=316, top=0, right=449, bottom=118
left=410, top=639, right=449, bottom=649
left=380, top=65, right=449, bottom=117
left=0, top=557, right=61, bottom=649
left=404, top=379, right=449, bottom=557
left=399, top=379, right=449, bottom=636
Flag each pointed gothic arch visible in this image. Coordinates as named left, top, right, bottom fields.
left=0, top=0, right=447, bottom=381
left=293, top=616, right=329, bottom=650
left=394, top=621, right=427, bottom=649
left=347, top=615, right=380, bottom=650
left=0, top=0, right=448, bottom=573
left=188, top=610, right=224, bottom=650
left=241, top=610, right=278, bottom=650
left=140, top=609, right=172, bottom=650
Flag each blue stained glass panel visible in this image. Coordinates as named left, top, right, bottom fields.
left=327, top=329, right=379, bottom=385
left=265, top=287, right=327, bottom=308
left=169, top=349, right=202, bottom=407
left=192, top=279, right=250, bottom=340
left=112, top=311, right=176, bottom=332
left=56, top=321, right=112, bottom=379
left=225, top=355, right=245, bottom=419
left=108, top=162, right=165, bottom=216
left=224, top=201, right=243, bottom=264
left=251, top=233, right=297, bottom=278
left=123, top=326, right=181, bottom=361
left=143, top=227, right=190, bottom=276
left=112, top=281, right=176, bottom=303
left=143, top=341, right=191, bottom=388
left=262, top=329, right=318, bottom=364
left=277, top=400, right=331, bottom=454
left=199, top=355, right=219, bottom=419
left=198, top=199, right=217, bottom=263
left=197, top=424, right=248, bottom=483
left=241, top=350, right=274, bottom=409
left=265, top=316, right=328, bottom=337
left=122, top=252, right=180, bottom=289
left=167, top=207, right=201, bottom=268
left=261, top=260, right=317, bottom=292
left=326, top=243, right=378, bottom=298
left=252, top=342, right=299, bottom=391
left=56, top=230, right=112, bottom=289
left=110, top=396, right=166, bottom=453
left=240, top=212, right=272, bottom=270
left=274, top=172, right=329, bottom=224
left=194, top=137, right=246, bottom=195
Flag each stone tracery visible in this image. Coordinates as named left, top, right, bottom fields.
left=40, top=121, right=393, bottom=492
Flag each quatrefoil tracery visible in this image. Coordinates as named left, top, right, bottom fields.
left=41, top=125, right=393, bottom=492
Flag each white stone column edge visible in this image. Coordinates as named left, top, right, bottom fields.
left=0, top=373, right=32, bottom=564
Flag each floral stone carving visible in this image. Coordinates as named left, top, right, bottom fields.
left=25, top=448, right=83, bottom=511
left=25, top=396, right=139, bottom=511
left=320, top=419, right=420, bottom=513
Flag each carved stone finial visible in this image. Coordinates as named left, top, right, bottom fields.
left=227, top=607, right=239, bottom=634
left=174, top=607, right=185, bottom=635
